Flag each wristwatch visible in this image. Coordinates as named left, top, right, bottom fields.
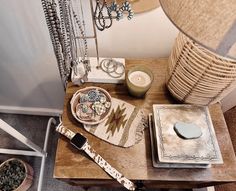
left=56, top=123, right=136, bottom=191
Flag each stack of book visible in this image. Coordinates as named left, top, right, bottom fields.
left=149, top=104, right=223, bottom=168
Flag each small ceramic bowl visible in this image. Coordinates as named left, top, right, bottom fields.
left=71, top=86, right=112, bottom=125
left=0, top=158, right=34, bottom=191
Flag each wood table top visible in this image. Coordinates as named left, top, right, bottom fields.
left=54, top=58, right=236, bottom=188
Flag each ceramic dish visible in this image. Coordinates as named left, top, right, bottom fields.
left=71, top=86, right=112, bottom=125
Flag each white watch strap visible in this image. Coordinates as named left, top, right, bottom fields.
left=56, top=123, right=136, bottom=191
left=56, top=122, right=75, bottom=139
left=83, top=143, right=136, bottom=191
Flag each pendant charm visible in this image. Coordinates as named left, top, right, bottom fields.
left=80, top=94, right=89, bottom=103
left=87, top=90, right=99, bottom=102
left=92, top=102, right=107, bottom=116
left=108, top=1, right=123, bottom=21
left=83, top=60, right=91, bottom=72
left=76, top=103, right=93, bottom=120
left=120, top=1, right=134, bottom=20
left=94, top=0, right=113, bottom=31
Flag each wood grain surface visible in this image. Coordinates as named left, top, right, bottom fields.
left=54, top=58, right=236, bottom=188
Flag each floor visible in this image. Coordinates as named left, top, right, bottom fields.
left=0, top=105, right=235, bottom=191
left=0, top=114, right=84, bottom=191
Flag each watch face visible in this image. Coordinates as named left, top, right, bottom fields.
left=70, top=133, right=87, bottom=149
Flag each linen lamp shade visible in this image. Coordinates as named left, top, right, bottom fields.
left=160, top=0, right=236, bottom=60
left=160, top=0, right=236, bottom=105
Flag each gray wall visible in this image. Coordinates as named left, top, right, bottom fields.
left=0, top=0, right=65, bottom=114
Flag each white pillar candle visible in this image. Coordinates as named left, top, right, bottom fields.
left=128, top=71, right=152, bottom=87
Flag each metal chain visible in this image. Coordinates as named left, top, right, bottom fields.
left=94, top=0, right=113, bottom=31
left=79, top=0, right=88, bottom=60
left=58, top=0, right=70, bottom=60
left=94, top=0, right=134, bottom=31
left=60, top=0, right=73, bottom=75
left=41, top=0, right=68, bottom=86
left=72, top=10, right=87, bottom=60
left=72, top=0, right=90, bottom=72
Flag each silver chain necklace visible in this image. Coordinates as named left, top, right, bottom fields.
left=72, top=0, right=91, bottom=73
left=41, top=0, right=90, bottom=86
left=41, top=0, right=68, bottom=86
left=41, top=0, right=134, bottom=86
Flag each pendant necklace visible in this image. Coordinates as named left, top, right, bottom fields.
left=41, top=0, right=69, bottom=84
left=70, top=0, right=90, bottom=84
left=94, top=0, right=113, bottom=31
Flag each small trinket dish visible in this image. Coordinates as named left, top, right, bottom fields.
left=71, top=87, right=112, bottom=125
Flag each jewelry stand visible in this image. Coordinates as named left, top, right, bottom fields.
left=72, top=0, right=126, bottom=85
left=72, top=57, right=125, bottom=84
left=41, top=0, right=131, bottom=86
left=0, top=118, right=56, bottom=191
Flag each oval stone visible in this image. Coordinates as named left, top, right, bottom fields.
left=174, top=122, right=202, bottom=139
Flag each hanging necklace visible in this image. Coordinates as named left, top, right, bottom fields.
left=58, top=0, right=72, bottom=61
left=68, top=1, right=79, bottom=76
left=94, top=0, right=134, bottom=31
left=41, top=0, right=69, bottom=85
left=69, top=0, right=90, bottom=84
left=79, top=0, right=91, bottom=72
left=72, top=9, right=87, bottom=60
left=94, top=0, right=113, bottom=31
left=58, top=0, right=73, bottom=78
left=71, top=8, right=83, bottom=75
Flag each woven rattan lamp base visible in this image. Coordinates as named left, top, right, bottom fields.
left=167, top=33, right=236, bottom=105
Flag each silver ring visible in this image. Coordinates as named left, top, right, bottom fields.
left=101, top=59, right=117, bottom=73
left=100, top=58, right=125, bottom=78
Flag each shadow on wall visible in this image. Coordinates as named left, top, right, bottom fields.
left=0, top=65, right=23, bottom=106
left=0, top=0, right=65, bottom=112
left=94, top=8, right=179, bottom=58
left=20, top=80, right=65, bottom=110
left=0, top=63, right=64, bottom=110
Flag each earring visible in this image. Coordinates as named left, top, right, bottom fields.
left=108, top=1, right=123, bottom=21
left=120, top=0, right=134, bottom=20
left=94, top=0, right=113, bottom=31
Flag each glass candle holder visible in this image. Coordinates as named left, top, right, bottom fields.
left=126, top=66, right=154, bottom=97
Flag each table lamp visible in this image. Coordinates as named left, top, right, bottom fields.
left=160, top=0, right=236, bottom=105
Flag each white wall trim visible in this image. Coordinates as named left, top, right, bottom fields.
left=0, top=105, right=62, bottom=116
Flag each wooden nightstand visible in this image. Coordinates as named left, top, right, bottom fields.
left=54, top=58, right=236, bottom=189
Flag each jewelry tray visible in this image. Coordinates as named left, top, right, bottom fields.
left=148, top=114, right=211, bottom=168
left=152, top=105, right=223, bottom=165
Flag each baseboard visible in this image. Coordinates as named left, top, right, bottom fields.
left=0, top=105, right=62, bottom=116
